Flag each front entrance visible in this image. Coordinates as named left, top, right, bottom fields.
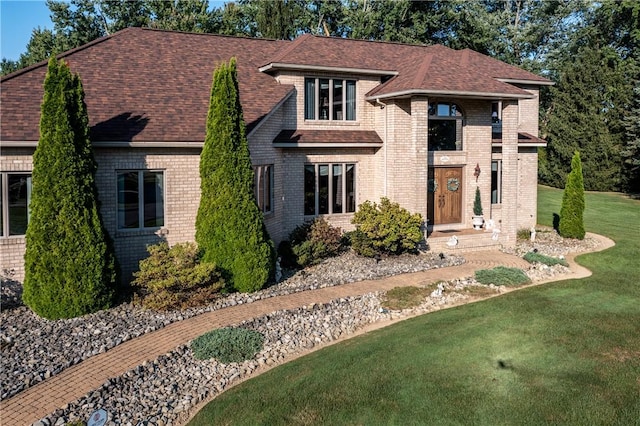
left=428, top=167, right=463, bottom=225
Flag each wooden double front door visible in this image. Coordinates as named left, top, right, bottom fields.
left=428, top=167, right=463, bottom=225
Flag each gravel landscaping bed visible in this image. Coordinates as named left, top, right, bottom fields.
left=1, top=250, right=462, bottom=401
left=4, top=230, right=602, bottom=425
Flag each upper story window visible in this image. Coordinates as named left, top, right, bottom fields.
left=1, top=173, right=32, bottom=237
left=428, top=102, right=464, bottom=151
left=117, top=170, right=164, bottom=230
left=304, top=78, right=356, bottom=121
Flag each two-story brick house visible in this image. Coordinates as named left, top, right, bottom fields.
left=1, top=28, right=552, bottom=282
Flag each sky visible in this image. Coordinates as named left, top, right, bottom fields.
left=0, top=0, right=227, bottom=62
left=1, top=0, right=54, bottom=61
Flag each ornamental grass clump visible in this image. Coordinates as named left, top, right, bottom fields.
left=523, top=252, right=568, bottom=267
left=382, top=286, right=430, bottom=310
left=351, top=197, right=423, bottom=257
left=133, top=242, right=223, bottom=311
left=475, top=266, right=531, bottom=287
left=192, top=327, right=265, bottom=363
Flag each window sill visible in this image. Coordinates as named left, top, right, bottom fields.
left=115, top=227, right=169, bottom=238
left=0, top=236, right=26, bottom=244
left=304, top=120, right=360, bottom=126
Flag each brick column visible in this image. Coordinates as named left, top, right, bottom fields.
left=411, top=96, right=429, bottom=218
left=500, top=100, right=519, bottom=246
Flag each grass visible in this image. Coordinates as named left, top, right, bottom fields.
left=189, top=185, right=640, bottom=426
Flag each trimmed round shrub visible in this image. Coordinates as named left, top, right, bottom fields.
left=475, top=266, right=531, bottom=287
left=132, top=242, right=223, bottom=311
left=290, top=217, right=343, bottom=267
left=351, top=197, right=423, bottom=257
left=191, top=327, right=265, bottom=363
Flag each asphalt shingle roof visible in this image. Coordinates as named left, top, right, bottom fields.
left=1, top=29, right=551, bottom=144
left=1, top=28, right=292, bottom=143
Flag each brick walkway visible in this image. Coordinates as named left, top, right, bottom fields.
left=1, top=242, right=609, bottom=426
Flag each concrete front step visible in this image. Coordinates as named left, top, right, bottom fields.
left=427, top=230, right=502, bottom=253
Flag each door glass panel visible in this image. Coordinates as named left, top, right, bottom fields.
left=318, top=165, right=329, bottom=214
left=332, top=164, right=343, bottom=213
left=304, top=165, right=315, bottom=215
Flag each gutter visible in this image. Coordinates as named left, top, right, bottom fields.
left=366, top=89, right=534, bottom=101
left=259, top=62, right=398, bottom=77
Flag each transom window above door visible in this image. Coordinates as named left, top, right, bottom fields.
left=428, top=102, right=464, bottom=151
left=305, top=78, right=356, bottom=121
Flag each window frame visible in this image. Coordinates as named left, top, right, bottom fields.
left=491, top=160, right=503, bottom=204
left=304, top=163, right=356, bottom=216
left=428, top=102, right=464, bottom=151
left=0, top=172, right=32, bottom=238
left=304, top=77, right=357, bottom=122
left=253, top=164, right=274, bottom=214
left=116, top=169, right=165, bottom=231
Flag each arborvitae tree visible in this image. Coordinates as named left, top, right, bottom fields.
left=23, top=58, right=117, bottom=319
left=195, top=58, right=274, bottom=293
left=558, top=151, right=586, bottom=240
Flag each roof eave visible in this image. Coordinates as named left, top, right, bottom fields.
left=273, top=142, right=383, bottom=148
left=366, top=89, right=534, bottom=101
left=496, top=78, right=555, bottom=86
left=259, top=62, right=398, bottom=77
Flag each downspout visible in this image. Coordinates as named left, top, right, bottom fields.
left=375, top=98, right=388, bottom=196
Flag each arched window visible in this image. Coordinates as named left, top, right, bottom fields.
left=428, top=102, right=463, bottom=151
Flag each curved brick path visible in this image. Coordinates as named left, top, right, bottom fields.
left=0, top=234, right=613, bottom=426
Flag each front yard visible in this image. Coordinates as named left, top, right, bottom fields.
left=189, top=186, right=640, bottom=425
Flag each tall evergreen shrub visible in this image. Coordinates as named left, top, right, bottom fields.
left=23, top=58, right=117, bottom=319
left=558, top=151, right=586, bottom=239
left=195, top=58, right=274, bottom=293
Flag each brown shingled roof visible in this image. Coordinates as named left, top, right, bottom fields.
left=1, top=28, right=293, bottom=143
left=273, top=129, right=383, bottom=147
left=260, top=35, right=551, bottom=99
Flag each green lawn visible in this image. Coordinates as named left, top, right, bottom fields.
left=190, top=186, right=640, bottom=426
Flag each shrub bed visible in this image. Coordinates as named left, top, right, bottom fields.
left=475, top=266, right=531, bottom=287
left=191, top=327, right=264, bottom=363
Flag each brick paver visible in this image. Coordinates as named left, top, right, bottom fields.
left=0, top=243, right=608, bottom=426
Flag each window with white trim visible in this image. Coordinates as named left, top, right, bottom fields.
left=304, top=163, right=356, bottom=215
left=0, top=173, right=32, bottom=237
left=304, top=78, right=356, bottom=121
left=253, top=165, right=273, bottom=214
left=117, top=170, right=164, bottom=229
left=491, top=160, right=502, bottom=204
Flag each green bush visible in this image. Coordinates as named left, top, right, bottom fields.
left=351, top=198, right=423, bottom=257
left=192, top=327, right=265, bottom=363
left=132, top=242, right=223, bottom=311
left=195, top=58, right=274, bottom=293
left=523, top=252, right=568, bottom=267
left=290, top=218, right=343, bottom=267
left=558, top=151, right=586, bottom=239
left=23, top=58, right=117, bottom=320
left=517, top=228, right=532, bottom=241
left=475, top=266, right=531, bottom=286
left=473, top=186, right=483, bottom=216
